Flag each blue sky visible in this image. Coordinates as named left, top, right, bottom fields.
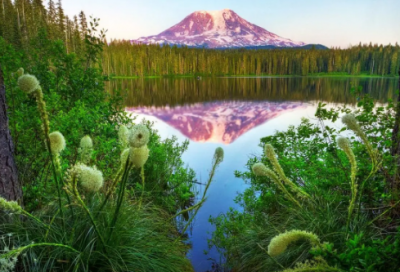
left=58, top=0, right=399, bottom=48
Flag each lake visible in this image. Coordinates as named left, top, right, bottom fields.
left=106, top=76, right=397, bottom=272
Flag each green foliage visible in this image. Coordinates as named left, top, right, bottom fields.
left=0, top=2, right=200, bottom=270
left=0, top=196, right=193, bottom=272
left=208, top=91, right=400, bottom=271
left=336, top=232, right=400, bottom=271
left=0, top=31, right=130, bottom=210
left=135, top=128, right=196, bottom=215
left=0, top=47, right=197, bottom=271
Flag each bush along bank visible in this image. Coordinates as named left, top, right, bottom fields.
left=0, top=70, right=225, bottom=271
left=209, top=92, right=400, bottom=271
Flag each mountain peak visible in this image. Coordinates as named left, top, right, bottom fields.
left=133, top=9, right=306, bottom=48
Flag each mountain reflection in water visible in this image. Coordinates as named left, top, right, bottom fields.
left=126, top=101, right=306, bottom=144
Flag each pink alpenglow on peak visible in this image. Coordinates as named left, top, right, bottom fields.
left=132, top=9, right=306, bottom=48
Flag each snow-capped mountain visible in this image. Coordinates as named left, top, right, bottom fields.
left=126, top=101, right=306, bottom=144
left=132, top=9, right=306, bottom=49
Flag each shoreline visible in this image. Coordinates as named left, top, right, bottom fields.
left=110, top=73, right=398, bottom=80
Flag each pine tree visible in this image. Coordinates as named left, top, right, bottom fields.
left=56, top=0, right=65, bottom=34
left=79, top=10, right=87, bottom=38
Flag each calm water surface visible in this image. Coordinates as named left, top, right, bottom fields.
left=106, top=77, right=396, bottom=272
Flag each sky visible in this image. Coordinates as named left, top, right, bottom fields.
left=57, top=0, right=399, bottom=48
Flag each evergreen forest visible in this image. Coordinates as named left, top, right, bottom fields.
left=103, top=41, right=400, bottom=77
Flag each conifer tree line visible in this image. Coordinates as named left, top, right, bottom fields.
left=0, top=0, right=89, bottom=56
left=103, top=41, right=400, bottom=77
left=1, top=1, right=398, bottom=78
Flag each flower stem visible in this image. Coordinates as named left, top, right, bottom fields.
left=108, top=161, right=131, bottom=241
left=138, top=167, right=145, bottom=209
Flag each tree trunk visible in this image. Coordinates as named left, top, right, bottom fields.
left=0, top=64, right=22, bottom=201
left=391, top=68, right=400, bottom=192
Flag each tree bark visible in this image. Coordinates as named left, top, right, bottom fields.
left=391, top=68, right=400, bottom=192
left=0, top=64, right=22, bottom=201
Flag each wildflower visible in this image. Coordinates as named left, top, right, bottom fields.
left=252, top=162, right=269, bottom=177
left=120, top=148, right=130, bottom=166
left=33, top=87, right=50, bottom=140
left=337, top=137, right=357, bottom=181
left=0, top=197, right=22, bottom=213
left=337, top=136, right=350, bottom=149
left=341, top=113, right=377, bottom=166
left=129, top=124, right=150, bottom=148
left=118, top=125, right=130, bottom=149
left=214, top=147, right=224, bottom=164
left=17, top=74, right=39, bottom=94
left=80, top=135, right=93, bottom=149
left=79, top=135, right=93, bottom=164
left=77, top=165, right=104, bottom=192
left=16, top=67, right=24, bottom=77
left=341, top=114, right=360, bottom=132
left=130, top=145, right=149, bottom=168
left=49, top=131, right=66, bottom=154
left=252, top=162, right=301, bottom=207
left=264, top=144, right=290, bottom=184
left=268, top=230, right=320, bottom=257
left=0, top=255, right=17, bottom=272
left=337, top=136, right=358, bottom=225
left=264, top=144, right=310, bottom=199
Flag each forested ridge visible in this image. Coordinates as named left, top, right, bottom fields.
left=104, top=41, right=400, bottom=77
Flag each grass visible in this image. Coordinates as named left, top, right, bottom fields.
left=0, top=195, right=193, bottom=272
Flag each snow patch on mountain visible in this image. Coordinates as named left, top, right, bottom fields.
left=132, top=9, right=306, bottom=49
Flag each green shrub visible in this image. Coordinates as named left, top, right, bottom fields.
left=0, top=68, right=199, bottom=271
left=0, top=197, right=193, bottom=272
left=209, top=93, right=400, bottom=271
left=0, top=24, right=208, bottom=271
